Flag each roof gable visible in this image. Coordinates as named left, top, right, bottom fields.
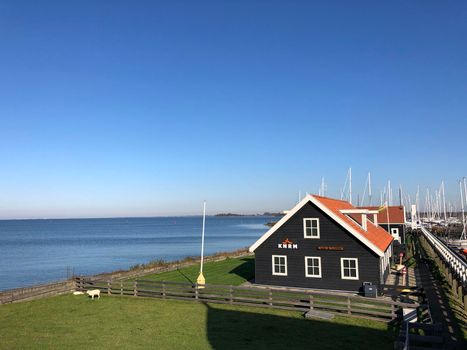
left=249, top=195, right=393, bottom=256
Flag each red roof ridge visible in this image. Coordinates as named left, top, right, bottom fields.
left=311, top=194, right=351, bottom=204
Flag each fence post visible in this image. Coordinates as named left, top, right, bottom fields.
left=309, top=295, right=314, bottom=310
left=107, top=280, right=111, bottom=295
left=229, top=286, right=233, bottom=305
left=162, top=281, right=166, bottom=298
left=134, top=281, right=138, bottom=297
left=347, top=296, right=351, bottom=315
left=120, top=281, right=123, bottom=296
left=195, top=284, right=199, bottom=300
left=391, top=303, right=396, bottom=320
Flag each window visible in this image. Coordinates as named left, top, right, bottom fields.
left=303, top=218, right=320, bottom=238
left=305, top=257, right=322, bottom=278
left=391, top=228, right=399, bottom=235
left=341, top=258, right=359, bottom=280
left=272, top=255, right=287, bottom=276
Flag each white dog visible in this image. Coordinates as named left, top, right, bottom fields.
left=86, top=289, right=101, bottom=300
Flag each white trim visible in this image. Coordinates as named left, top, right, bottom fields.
left=303, top=218, right=320, bottom=238
left=391, top=227, right=399, bottom=235
left=361, top=214, right=367, bottom=231
left=340, top=258, right=359, bottom=280
left=340, top=209, right=372, bottom=214
left=249, top=195, right=386, bottom=256
left=305, top=256, right=322, bottom=278
left=272, top=255, right=287, bottom=276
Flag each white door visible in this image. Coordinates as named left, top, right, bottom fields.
left=391, top=227, right=400, bottom=242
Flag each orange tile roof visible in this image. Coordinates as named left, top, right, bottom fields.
left=359, top=206, right=405, bottom=224
left=313, top=195, right=393, bottom=252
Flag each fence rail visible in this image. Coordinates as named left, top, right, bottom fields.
left=76, top=277, right=418, bottom=322
left=420, top=226, right=467, bottom=287
left=0, top=280, right=75, bottom=304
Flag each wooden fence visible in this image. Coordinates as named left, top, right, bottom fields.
left=0, top=280, right=75, bottom=304
left=418, top=228, right=467, bottom=313
left=76, top=277, right=418, bottom=322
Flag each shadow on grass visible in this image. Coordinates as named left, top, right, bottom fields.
left=176, top=268, right=194, bottom=284
left=228, top=257, right=254, bottom=282
left=205, top=303, right=393, bottom=350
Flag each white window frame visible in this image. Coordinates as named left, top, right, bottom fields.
left=303, top=218, right=320, bottom=239
left=305, top=256, right=322, bottom=278
left=340, top=258, right=359, bottom=280
left=391, top=227, right=399, bottom=235
left=272, top=255, right=287, bottom=276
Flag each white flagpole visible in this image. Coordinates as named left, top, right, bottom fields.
left=197, top=201, right=207, bottom=287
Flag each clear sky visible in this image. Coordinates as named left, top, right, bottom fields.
left=0, top=1, right=466, bottom=219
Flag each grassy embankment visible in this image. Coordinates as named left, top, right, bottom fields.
left=130, top=255, right=255, bottom=285
left=0, top=256, right=394, bottom=349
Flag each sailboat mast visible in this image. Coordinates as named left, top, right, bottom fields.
left=459, top=180, right=466, bottom=240
left=387, top=180, right=391, bottom=206
left=441, top=181, right=447, bottom=224
left=463, top=177, right=467, bottom=209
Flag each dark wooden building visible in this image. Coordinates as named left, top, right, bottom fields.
left=249, top=195, right=393, bottom=293
left=358, top=205, right=406, bottom=244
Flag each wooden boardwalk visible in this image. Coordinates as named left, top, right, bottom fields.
left=417, top=259, right=465, bottom=349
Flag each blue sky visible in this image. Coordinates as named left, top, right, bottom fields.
left=0, top=1, right=466, bottom=218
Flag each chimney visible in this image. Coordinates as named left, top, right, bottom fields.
left=361, top=213, right=367, bottom=231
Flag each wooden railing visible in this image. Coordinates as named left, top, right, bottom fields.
left=420, top=226, right=467, bottom=287
left=0, top=280, right=75, bottom=304
left=76, top=277, right=418, bottom=322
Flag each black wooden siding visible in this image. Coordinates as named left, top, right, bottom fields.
left=254, top=202, right=383, bottom=292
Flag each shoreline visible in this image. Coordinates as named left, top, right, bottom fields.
left=0, top=248, right=252, bottom=303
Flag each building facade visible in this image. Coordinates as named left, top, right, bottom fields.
left=250, top=195, right=393, bottom=293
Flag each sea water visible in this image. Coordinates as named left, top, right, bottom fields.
left=0, top=216, right=272, bottom=291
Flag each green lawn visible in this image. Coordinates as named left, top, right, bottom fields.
left=0, top=294, right=393, bottom=350
left=133, top=256, right=254, bottom=285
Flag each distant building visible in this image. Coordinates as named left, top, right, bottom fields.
left=358, top=206, right=406, bottom=244
left=249, top=195, right=393, bottom=293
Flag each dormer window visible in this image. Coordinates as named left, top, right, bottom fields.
left=303, top=218, right=320, bottom=238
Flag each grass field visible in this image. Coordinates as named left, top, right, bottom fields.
left=0, top=256, right=396, bottom=349
left=133, top=255, right=255, bottom=285
left=0, top=294, right=393, bottom=349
